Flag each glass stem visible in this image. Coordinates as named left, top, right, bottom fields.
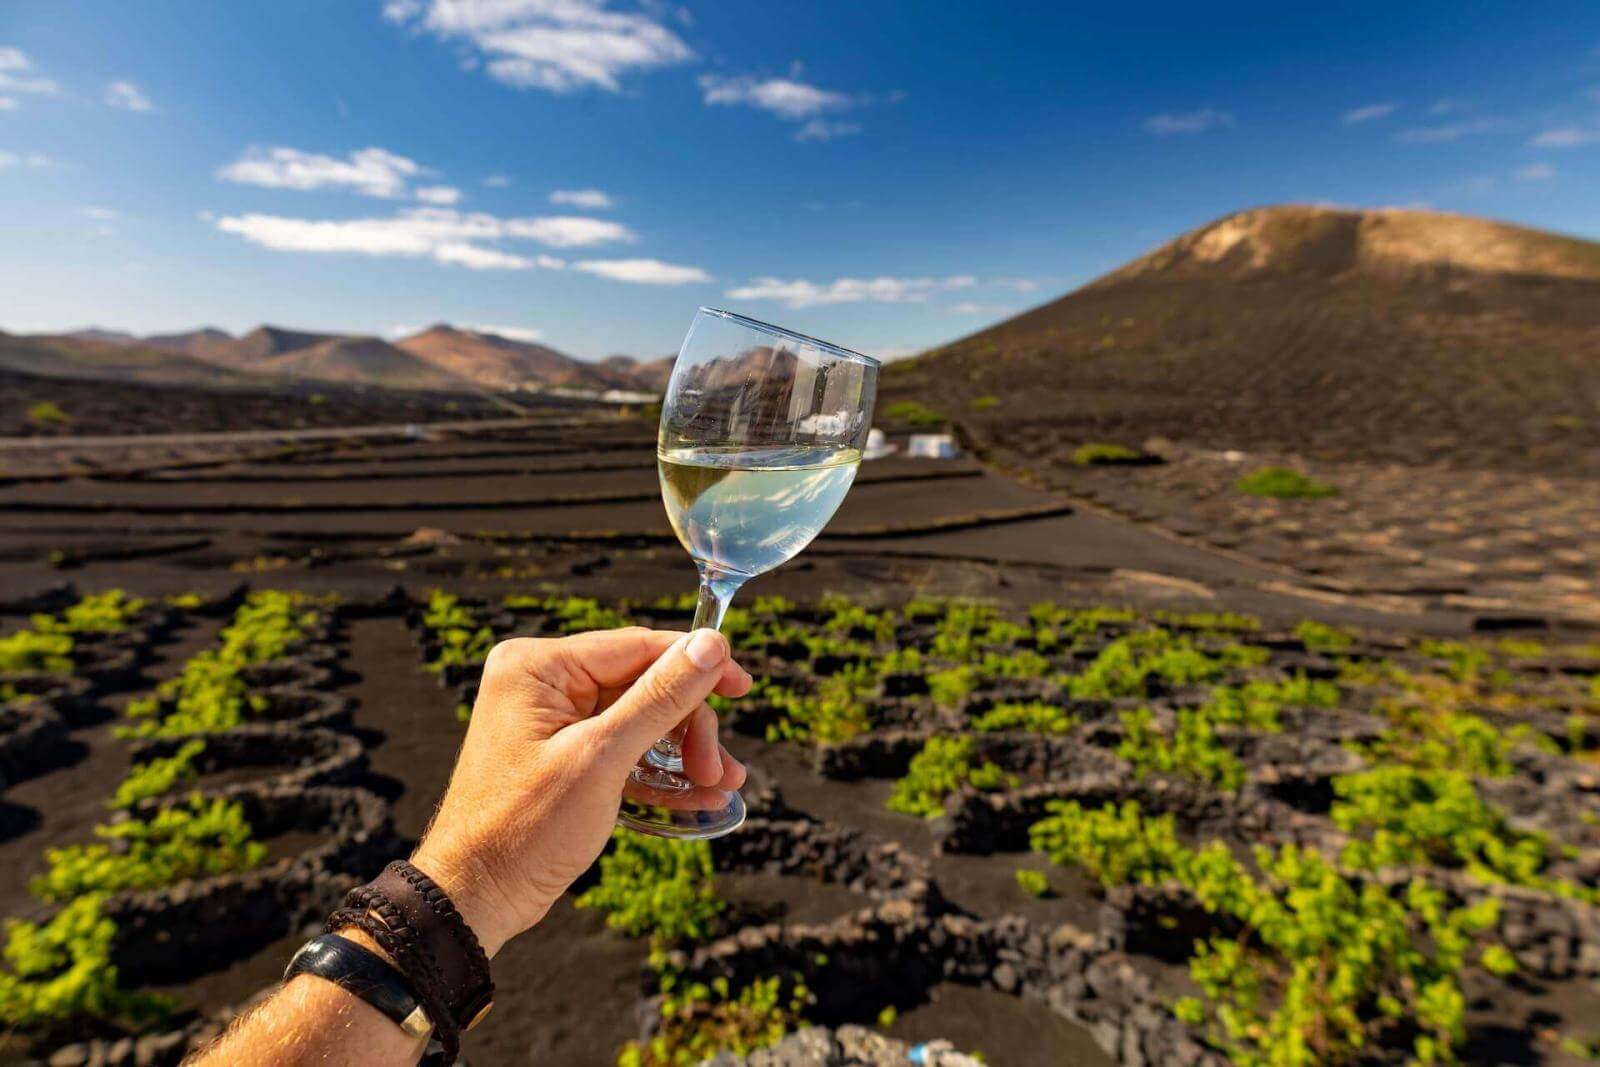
left=645, top=565, right=744, bottom=775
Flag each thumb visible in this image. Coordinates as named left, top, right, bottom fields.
left=599, top=629, right=730, bottom=758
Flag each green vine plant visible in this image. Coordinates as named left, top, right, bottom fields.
left=32, top=794, right=267, bottom=901
left=619, top=967, right=814, bottom=1067
left=109, top=740, right=206, bottom=809
left=1031, top=800, right=1513, bottom=1066
left=0, top=895, right=172, bottom=1032
left=1116, top=707, right=1246, bottom=791
left=575, top=830, right=726, bottom=943
left=886, top=736, right=1017, bottom=819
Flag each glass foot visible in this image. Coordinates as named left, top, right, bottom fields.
left=617, top=788, right=746, bottom=840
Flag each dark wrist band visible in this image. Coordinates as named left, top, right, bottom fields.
left=328, top=859, right=494, bottom=1065
left=284, top=934, right=431, bottom=1039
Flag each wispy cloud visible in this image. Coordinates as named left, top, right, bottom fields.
left=1430, top=98, right=1465, bottom=115
left=1528, top=126, right=1600, bottom=148
left=947, top=302, right=1015, bottom=316
left=699, top=72, right=864, bottom=141
left=551, top=188, right=612, bottom=209
left=105, top=80, right=154, bottom=112
left=484, top=173, right=511, bottom=188
left=218, top=146, right=424, bottom=198
left=389, top=322, right=546, bottom=343
left=414, top=184, right=462, bottom=205
left=726, top=275, right=976, bottom=308
left=384, top=0, right=693, bottom=94
left=1341, top=102, right=1396, bottom=125
left=0, top=150, right=53, bottom=169
left=212, top=207, right=634, bottom=270
left=1144, top=108, right=1234, bottom=135
left=1515, top=162, right=1555, bottom=181
left=1394, top=118, right=1504, bottom=143
left=0, top=47, right=58, bottom=101
left=991, top=277, right=1040, bottom=293
left=794, top=120, right=861, bottom=142
left=572, top=258, right=710, bottom=284
left=79, top=205, right=119, bottom=220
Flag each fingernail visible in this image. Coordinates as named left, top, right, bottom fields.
left=685, top=628, right=727, bottom=671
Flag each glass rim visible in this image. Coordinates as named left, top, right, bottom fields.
left=698, top=307, right=879, bottom=368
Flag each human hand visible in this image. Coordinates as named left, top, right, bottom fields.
left=409, top=627, right=749, bottom=956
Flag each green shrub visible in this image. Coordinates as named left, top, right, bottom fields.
left=969, top=395, right=999, bottom=411
left=973, top=701, right=1076, bottom=734
left=1014, top=869, right=1051, bottom=897
left=32, top=795, right=267, bottom=901
left=764, top=667, right=875, bottom=745
left=0, top=895, right=170, bottom=1030
left=1294, top=619, right=1355, bottom=654
left=1236, top=466, right=1336, bottom=499
left=0, top=630, right=74, bottom=673
left=1071, top=442, right=1141, bottom=466
left=110, top=740, right=206, bottom=809
left=25, top=401, right=69, bottom=425
left=34, top=591, right=147, bottom=635
left=1117, top=707, right=1245, bottom=791
left=620, top=972, right=812, bottom=1066
left=886, top=736, right=1015, bottom=819
left=1029, top=799, right=1183, bottom=887
left=928, top=665, right=975, bottom=707
left=576, top=831, right=726, bottom=943
left=1064, top=629, right=1263, bottom=699
left=881, top=400, right=944, bottom=426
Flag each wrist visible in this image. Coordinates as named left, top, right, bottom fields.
left=409, top=838, right=533, bottom=958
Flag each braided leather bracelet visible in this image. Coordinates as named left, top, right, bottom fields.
left=328, top=860, right=495, bottom=1065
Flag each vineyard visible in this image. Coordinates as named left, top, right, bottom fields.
left=1, top=584, right=1596, bottom=1065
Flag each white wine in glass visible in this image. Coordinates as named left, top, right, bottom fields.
left=618, top=309, right=879, bottom=840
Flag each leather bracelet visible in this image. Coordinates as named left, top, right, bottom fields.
left=284, top=934, right=432, bottom=1040
left=329, top=860, right=495, bottom=1065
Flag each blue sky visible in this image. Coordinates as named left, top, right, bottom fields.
left=1, top=2, right=1597, bottom=361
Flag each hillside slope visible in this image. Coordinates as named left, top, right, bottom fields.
left=891, top=205, right=1600, bottom=468
left=395, top=325, right=627, bottom=391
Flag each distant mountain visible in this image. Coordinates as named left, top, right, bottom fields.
left=1, top=332, right=249, bottom=386
left=143, top=327, right=235, bottom=360
left=395, top=324, right=632, bottom=391
left=66, top=328, right=141, bottom=347
left=258, top=335, right=471, bottom=391
left=891, top=204, right=1600, bottom=467
left=13, top=324, right=673, bottom=396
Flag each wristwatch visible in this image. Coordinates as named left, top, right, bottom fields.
left=284, top=933, right=433, bottom=1040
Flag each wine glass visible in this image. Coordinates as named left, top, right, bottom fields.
left=617, top=307, right=879, bottom=839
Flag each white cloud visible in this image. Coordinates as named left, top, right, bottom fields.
left=434, top=242, right=542, bottom=269
left=991, top=277, right=1039, bottom=292
left=79, top=205, right=118, bottom=220
left=104, top=80, right=154, bottom=112
left=1515, top=162, right=1555, bottom=181
left=415, top=184, right=462, bottom=204
left=484, top=173, right=511, bottom=187
left=699, top=72, right=865, bottom=140
left=1341, top=102, right=1396, bottom=125
left=0, top=150, right=52, bottom=169
left=1144, top=108, right=1234, bottom=135
left=217, top=146, right=424, bottom=198
left=573, top=258, right=710, bottom=284
left=1430, top=98, right=1465, bottom=115
left=1528, top=126, right=1600, bottom=148
left=385, top=0, right=693, bottom=94
left=465, top=323, right=543, bottom=342
left=0, top=97, right=15, bottom=111
left=0, top=47, right=57, bottom=100
left=1394, top=118, right=1504, bottom=143
left=505, top=214, right=633, bottom=246
left=699, top=74, right=852, bottom=120
left=1453, top=175, right=1497, bottom=195
left=794, top=119, right=861, bottom=142
left=947, top=302, right=1014, bottom=316
left=550, top=187, right=612, bottom=208
left=725, top=275, right=976, bottom=309
left=212, top=206, right=628, bottom=270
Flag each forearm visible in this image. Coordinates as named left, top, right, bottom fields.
left=188, top=930, right=428, bottom=1067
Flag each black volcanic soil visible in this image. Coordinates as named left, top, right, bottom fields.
left=0, top=368, right=512, bottom=438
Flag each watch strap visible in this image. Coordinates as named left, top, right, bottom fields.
left=284, top=934, right=431, bottom=1040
